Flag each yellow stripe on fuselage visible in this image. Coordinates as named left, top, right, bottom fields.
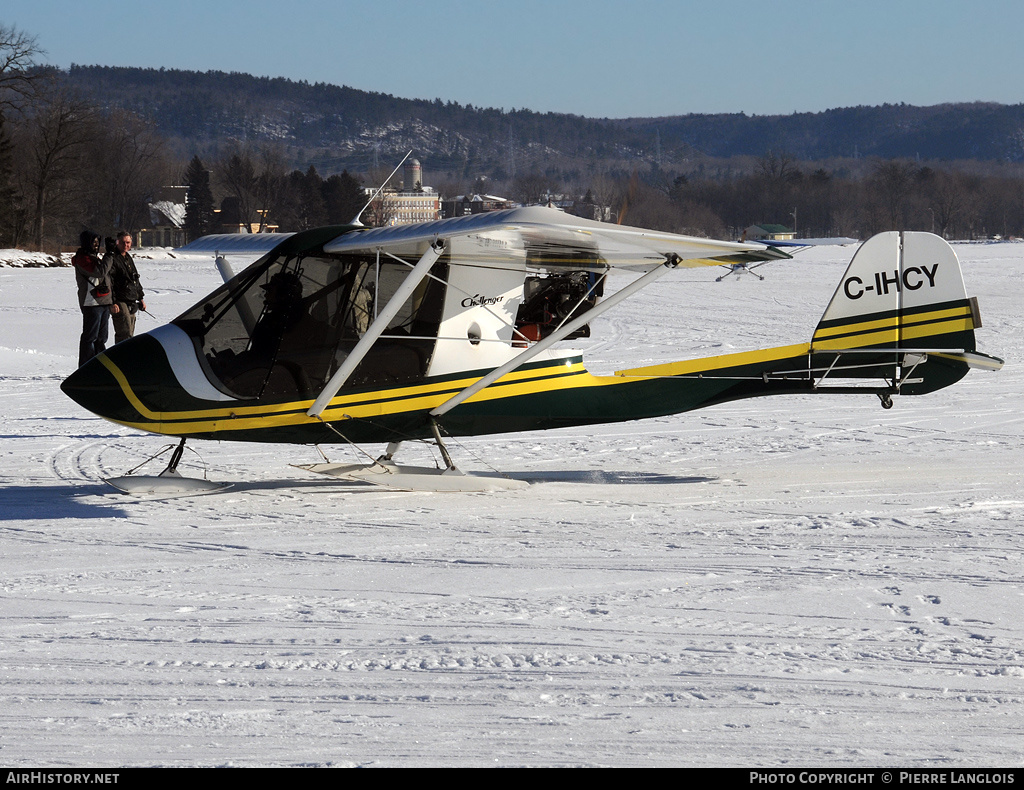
left=614, top=343, right=811, bottom=379
left=900, top=316, right=974, bottom=341
left=99, top=355, right=622, bottom=435
left=613, top=304, right=976, bottom=380
left=811, top=329, right=898, bottom=351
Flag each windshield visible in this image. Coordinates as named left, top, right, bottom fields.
left=174, top=251, right=447, bottom=400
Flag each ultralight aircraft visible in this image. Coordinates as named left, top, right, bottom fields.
left=61, top=205, right=1003, bottom=492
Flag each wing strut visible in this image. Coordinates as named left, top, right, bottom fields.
left=429, top=253, right=681, bottom=419
left=307, top=239, right=447, bottom=418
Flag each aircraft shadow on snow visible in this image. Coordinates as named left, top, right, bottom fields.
left=0, top=484, right=133, bottom=521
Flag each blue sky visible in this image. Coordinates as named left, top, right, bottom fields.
left=6, top=0, right=1024, bottom=118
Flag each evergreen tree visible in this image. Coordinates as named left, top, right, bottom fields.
left=322, top=170, right=364, bottom=224
left=298, top=165, right=327, bottom=229
left=183, top=155, right=215, bottom=240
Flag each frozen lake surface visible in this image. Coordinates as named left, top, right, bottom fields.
left=0, top=239, right=1020, bottom=767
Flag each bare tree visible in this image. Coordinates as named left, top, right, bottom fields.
left=100, top=113, right=169, bottom=231
left=927, top=170, right=970, bottom=238
left=585, top=171, right=617, bottom=219
left=756, top=150, right=801, bottom=184
left=511, top=172, right=559, bottom=206
left=16, top=85, right=98, bottom=249
left=869, top=160, right=919, bottom=230
left=613, top=176, right=681, bottom=233
left=959, top=174, right=984, bottom=241
left=0, top=23, right=45, bottom=115
left=361, top=193, right=396, bottom=228
left=0, top=110, right=26, bottom=246
left=214, top=144, right=262, bottom=232
left=674, top=199, right=726, bottom=238
left=252, top=145, right=286, bottom=232
left=433, top=177, right=467, bottom=202
left=756, top=150, right=803, bottom=227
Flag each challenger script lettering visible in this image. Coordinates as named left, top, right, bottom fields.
left=461, top=294, right=505, bottom=307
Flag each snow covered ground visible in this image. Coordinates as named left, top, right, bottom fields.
left=0, top=240, right=1020, bottom=767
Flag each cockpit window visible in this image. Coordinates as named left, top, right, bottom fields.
left=174, top=252, right=447, bottom=400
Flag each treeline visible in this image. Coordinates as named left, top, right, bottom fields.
left=181, top=148, right=365, bottom=238
left=438, top=152, right=1024, bottom=242
left=65, top=65, right=1024, bottom=167
left=64, top=64, right=624, bottom=169
left=590, top=154, right=1024, bottom=241
left=0, top=84, right=173, bottom=250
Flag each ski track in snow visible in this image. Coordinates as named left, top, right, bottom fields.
left=0, top=244, right=1022, bottom=766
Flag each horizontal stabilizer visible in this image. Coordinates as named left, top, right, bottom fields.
left=932, top=350, right=1004, bottom=371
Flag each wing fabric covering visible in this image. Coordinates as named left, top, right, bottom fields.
left=323, top=205, right=789, bottom=271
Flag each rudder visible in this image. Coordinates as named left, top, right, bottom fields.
left=813, top=231, right=977, bottom=353
left=810, top=231, right=999, bottom=395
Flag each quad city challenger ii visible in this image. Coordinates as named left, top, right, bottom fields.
left=61, top=206, right=1003, bottom=492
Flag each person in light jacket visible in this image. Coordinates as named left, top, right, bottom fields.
left=72, top=230, right=114, bottom=367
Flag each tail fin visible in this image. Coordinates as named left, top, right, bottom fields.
left=814, top=231, right=975, bottom=352
left=810, top=231, right=1001, bottom=394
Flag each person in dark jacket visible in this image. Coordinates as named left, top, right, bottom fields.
left=72, top=230, right=114, bottom=367
left=105, top=230, right=147, bottom=344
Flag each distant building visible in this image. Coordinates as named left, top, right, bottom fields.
left=372, top=188, right=442, bottom=225
left=403, top=158, right=423, bottom=192
left=441, top=194, right=515, bottom=218
left=363, top=157, right=442, bottom=226
left=567, top=197, right=612, bottom=223
left=215, top=196, right=279, bottom=234
left=744, top=224, right=796, bottom=242
left=138, top=186, right=187, bottom=247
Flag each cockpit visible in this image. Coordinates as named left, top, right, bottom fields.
left=173, top=249, right=447, bottom=400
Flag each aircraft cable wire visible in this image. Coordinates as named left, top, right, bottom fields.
left=313, top=413, right=495, bottom=475
left=311, top=414, right=450, bottom=471
left=430, top=421, right=520, bottom=483
left=310, top=415, right=389, bottom=469
left=119, top=441, right=214, bottom=481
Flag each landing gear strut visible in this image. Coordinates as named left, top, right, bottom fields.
left=104, top=437, right=230, bottom=496
left=163, top=437, right=187, bottom=476
left=430, top=420, right=458, bottom=473
left=295, top=422, right=527, bottom=492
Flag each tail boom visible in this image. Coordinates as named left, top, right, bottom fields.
left=613, top=231, right=1002, bottom=409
